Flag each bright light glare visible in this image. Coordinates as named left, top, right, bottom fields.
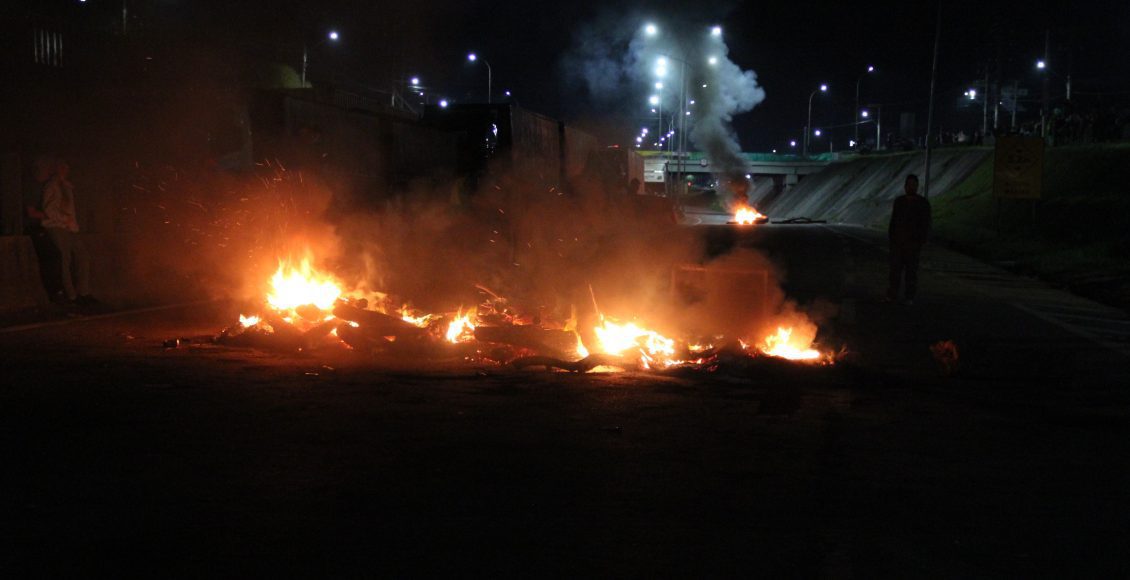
left=861, top=110, right=869, bottom=118
left=328, top=31, right=339, bottom=41
left=645, top=23, right=658, bottom=36
left=410, top=77, right=419, bottom=85
left=439, top=99, right=449, bottom=108
left=467, top=53, right=477, bottom=62
left=968, top=89, right=977, bottom=99
left=505, top=90, right=511, bottom=96
left=820, top=84, right=828, bottom=92
left=649, top=95, right=660, bottom=105
left=790, top=140, right=797, bottom=147
left=655, top=82, right=663, bottom=89
left=1036, top=60, right=1046, bottom=69
left=689, top=99, right=695, bottom=105
left=814, top=129, right=822, bottom=136
left=867, top=65, right=875, bottom=72
left=636, top=137, right=643, bottom=142
left=708, top=56, right=718, bottom=65
left=655, top=67, right=667, bottom=78
left=642, top=128, right=649, bottom=134
left=657, top=57, right=667, bottom=67
left=711, top=26, right=722, bottom=37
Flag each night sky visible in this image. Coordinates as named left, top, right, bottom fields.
left=19, top=0, right=1130, bottom=150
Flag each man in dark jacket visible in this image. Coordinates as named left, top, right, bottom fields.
left=887, top=174, right=931, bottom=304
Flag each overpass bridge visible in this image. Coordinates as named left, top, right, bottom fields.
left=637, top=151, right=833, bottom=189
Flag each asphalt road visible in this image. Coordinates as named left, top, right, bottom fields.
left=3, top=223, right=1129, bottom=577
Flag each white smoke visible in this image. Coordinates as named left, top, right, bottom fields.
left=563, top=11, right=766, bottom=180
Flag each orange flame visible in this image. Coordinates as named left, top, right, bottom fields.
left=445, top=309, right=477, bottom=343
left=759, top=326, right=822, bottom=361
left=266, top=256, right=342, bottom=312
left=734, top=205, right=766, bottom=225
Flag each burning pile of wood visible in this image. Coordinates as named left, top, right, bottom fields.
left=210, top=253, right=839, bottom=372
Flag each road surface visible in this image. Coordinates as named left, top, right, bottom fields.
left=3, top=223, right=1129, bottom=577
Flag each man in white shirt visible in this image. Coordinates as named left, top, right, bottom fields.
left=41, top=159, right=95, bottom=307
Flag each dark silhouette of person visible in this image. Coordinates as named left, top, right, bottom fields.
left=886, top=174, right=931, bottom=304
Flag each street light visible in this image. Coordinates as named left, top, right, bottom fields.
left=467, top=52, right=492, bottom=103
left=1036, top=59, right=1046, bottom=70
left=711, top=26, right=722, bottom=37
left=302, top=29, right=340, bottom=87
left=439, top=99, right=449, bottom=108
left=645, top=23, right=658, bottom=36
left=855, top=65, right=875, bottom=148
left=804, top=83, right=828, bottom=157
left=410, top=76, right=419, bottom=86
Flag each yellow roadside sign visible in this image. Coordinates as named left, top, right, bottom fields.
left=993, top=135, right=1044, bottom=199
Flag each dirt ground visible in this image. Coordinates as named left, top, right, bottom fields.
left=3, top=225, right=1130, bottom=577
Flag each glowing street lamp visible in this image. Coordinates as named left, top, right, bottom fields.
left=711, top=26, right=722, bottom=37
left=708, top=56, right=718, bottom=66
left=790, top=140, right=797, bottom=147
left=804, top=83, right=828, bottom=157
left=1036, top=59, right=1046, bottom=70
left=645, top=23, right=658, bottom=36
left=439, top=99, right=449, bottom=108
left=649, top=95, right=660, bottom=106
left=467, top=52, right=493, bottom=103
left=410, top=77, right=420, bottom=86
left=302, top=29, right=340, bottom=87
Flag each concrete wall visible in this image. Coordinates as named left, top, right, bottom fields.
left=0, top=236, right=49, bottom=312
left=755, top=148, right=992, bottom=226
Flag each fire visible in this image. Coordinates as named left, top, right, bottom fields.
left=734, top=205, right=766, bottom=225
left=239, top=314, right=261, bottom=328
left=759, top=326, right=821, bottom=361
left=445, top=310, right=477, bottom=343
left=400, top=307, right=436, bottom=328
left=591, top=317, right=677, bottom=368
left=266, top=256, right=342, bottom=312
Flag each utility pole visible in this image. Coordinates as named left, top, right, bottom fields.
left=983, top=68, right=990, bottom=136
left=1017, top=78, right=1026, bottom=128
left=923, top=2, right=942, bottom=198
left=1041, top=29, right=1050, bottom=137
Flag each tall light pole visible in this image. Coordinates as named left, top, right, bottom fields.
left=804, top=83, right=828, bottom=157
left=302, top=30, right=339, bottom=87
left=468, top=53, right=492, bottom=104
left=855, top=66, right=875, bottom=148
left=862, top=106, right=882, bottom=150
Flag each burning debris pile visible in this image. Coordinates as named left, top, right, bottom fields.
left=213, top=250, right=838, bottom=373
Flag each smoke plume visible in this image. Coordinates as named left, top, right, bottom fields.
left=562, top=9, right=766, bottom=196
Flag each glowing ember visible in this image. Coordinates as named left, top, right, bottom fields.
left=734, top=205, right=766, bottom=225
left=239, top=314, right=261, bottom=328
left=400, top=307, right=436, bottom=328
left=760, top=326, right=821, bottom=361
left=445, top=310, right=477, bottom=343
left=266, top=256, right=342, bottom=311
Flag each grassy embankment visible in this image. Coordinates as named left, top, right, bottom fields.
left=931, top=144, right=1130, bottom=309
